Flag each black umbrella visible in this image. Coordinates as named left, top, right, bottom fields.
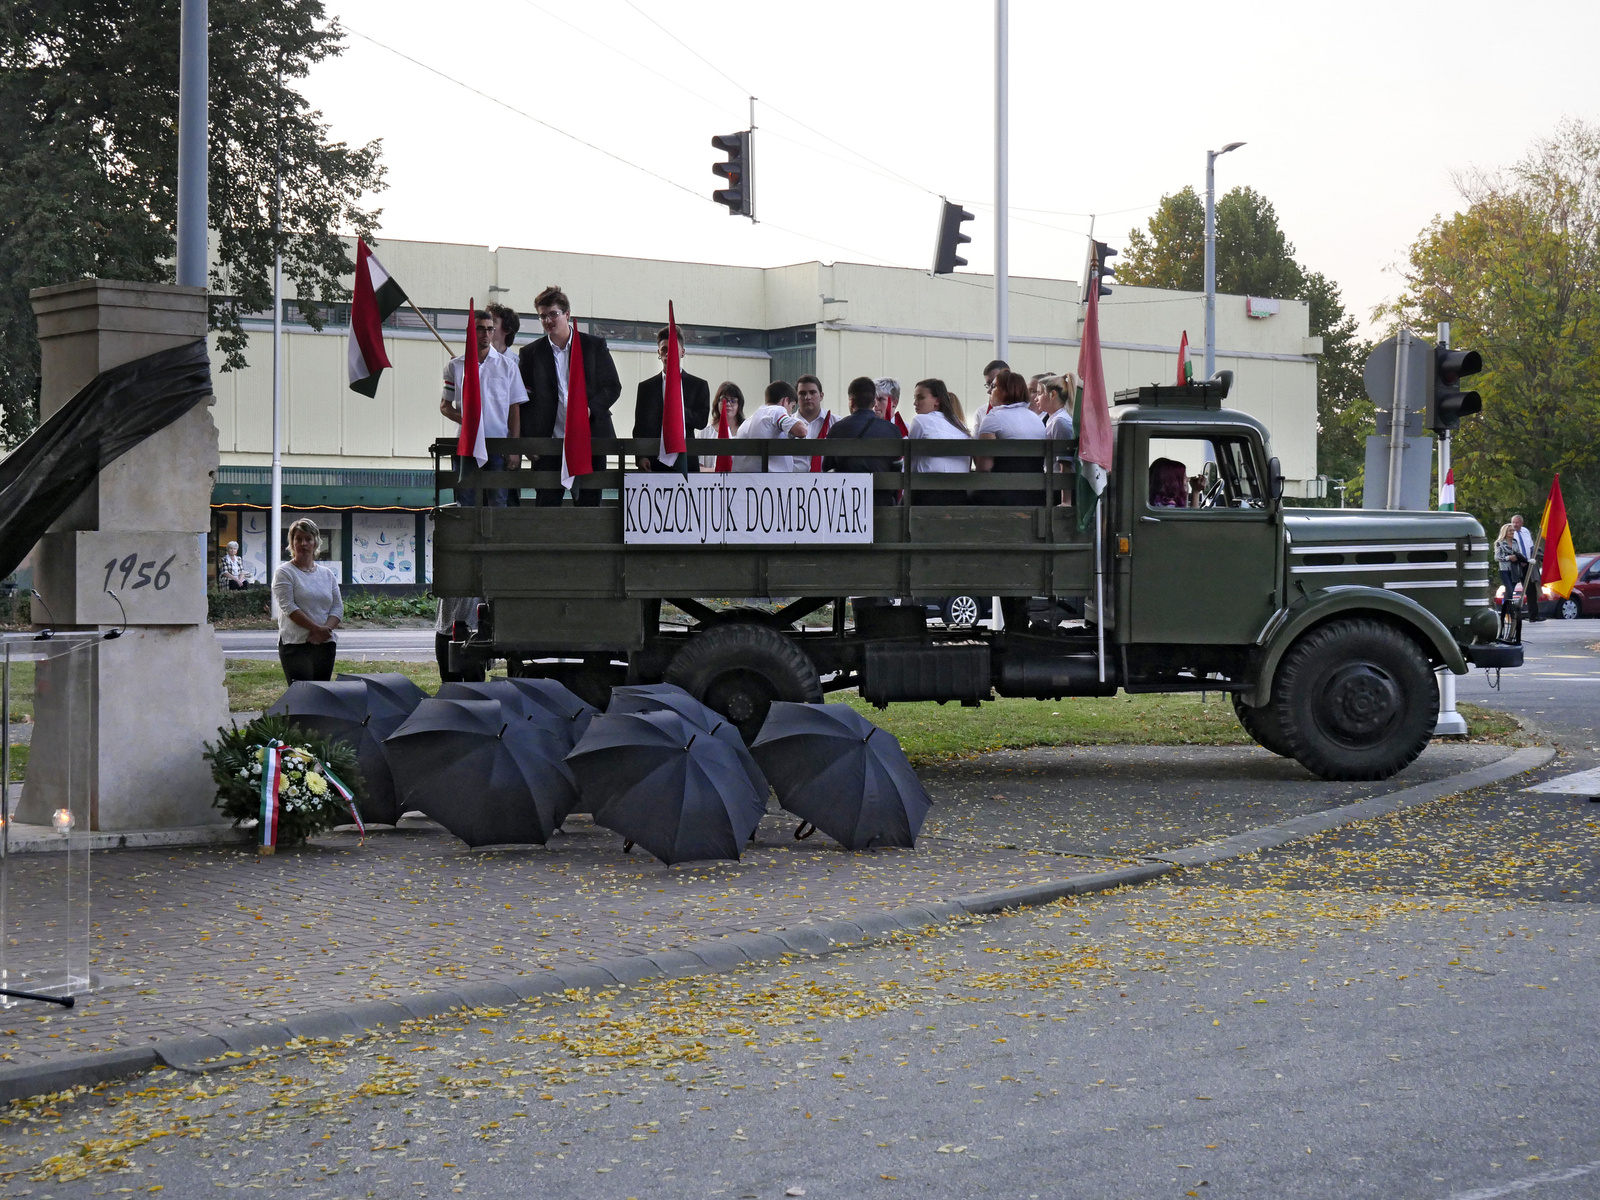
left=565, top=710, right=766, bottom=865
left=503, top=677, right=598, bottom=743
left=265, top=680, right=404, bottom=825
left=607, top=684, right=769, bottom=800
left=337, top=671, right=429, bottom=718
left=750, top=702, right=932, bottom=850
left=435, top=680, right=576, bottom=745
left=381, top=698, right=578, bottom=848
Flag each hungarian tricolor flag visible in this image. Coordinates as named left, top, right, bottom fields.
left=1074, top=252, right=1114, bottom=529
left=456, top=298, right=486, bottom=466
left=658, top=302, right=687, bottom=470
left=1176, top=330, right=1192, bottom=385
left=1539, top=473, right=1579, bottom=597
left=1438, top=466, right=1455, bottom=511
left=561, top=329, right=593, bottom=490
left=347, top=239, right=408, bottom=397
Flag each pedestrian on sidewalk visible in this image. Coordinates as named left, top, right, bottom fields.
left=273, top=518, right=342, bottom=683
left=1494, top=522, right=1522, bottom=615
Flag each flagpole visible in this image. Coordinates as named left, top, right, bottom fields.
left=407, top=299, right=457, bottom=355
left=268, top=64, right=283, bottom=615
left=1095, top=494, right=1106, bottom=683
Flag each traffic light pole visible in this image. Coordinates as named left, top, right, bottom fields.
left=1433, top=319, right=1467, bottom=736
left=993, top=0, right=1008, bottom=363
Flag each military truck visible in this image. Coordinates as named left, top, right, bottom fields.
left=432, top=377, right=1521, bottom=782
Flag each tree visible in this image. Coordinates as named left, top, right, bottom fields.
left=1121, top=186, right=1369, bottom=495
left=0, top=0, right=384, bottom=443
left=1385, top=119, right=1600, bottom=544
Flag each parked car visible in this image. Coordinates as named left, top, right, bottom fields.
left=1495, top=552, right=1600, bottom=618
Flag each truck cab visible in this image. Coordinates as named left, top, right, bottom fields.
left=433, top=375, right=1520, bottom=783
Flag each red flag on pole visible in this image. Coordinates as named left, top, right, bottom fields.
left=1541, top=473, right=1579, bottom=596
left=809, top=411, right=834, bottom=472
left=659, top=302, right=686, bottom=469
left=1074, top=255, right=1113, bottom=526
left=561, top=329, right=592, bottom=490
left=715, top=401, right=733, bottom=473
left=455, top=297, right=485, bottom=465
left=1176, top=330, right=1191, bottom=385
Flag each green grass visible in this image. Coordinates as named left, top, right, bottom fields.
left=224, top=658, right=442, bottom=713
left=834, top=691, right=1528, bottom=766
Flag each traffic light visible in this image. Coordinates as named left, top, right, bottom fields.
left=1091, top=240, right=1117, bottom=297
left=711, top=130, right=753, bottom=218
left=932, top=200, right=974, bottom=275
left=1427, top=345, right=1483, bottom=433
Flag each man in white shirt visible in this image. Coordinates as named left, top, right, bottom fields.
left=441, top=309, right=523, bottom=506
left=796, top=374, right=833, bottom=471
left=732, top=380, right=809, bottom=472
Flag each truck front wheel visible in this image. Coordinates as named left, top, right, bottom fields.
left=664, top=623, right=823, bottom=743
left=1232, top=694, right=1293, bottom=758
left=1273, top=618, right=1438, bottom=781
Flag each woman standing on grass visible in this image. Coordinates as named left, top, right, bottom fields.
left=272, top=517, right=343, bottom=683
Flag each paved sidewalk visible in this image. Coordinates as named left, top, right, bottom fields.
left=0, top=740, right=1522, bottom=1071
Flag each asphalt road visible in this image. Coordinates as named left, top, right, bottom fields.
left=1459, top=617, right=1599, bottom=750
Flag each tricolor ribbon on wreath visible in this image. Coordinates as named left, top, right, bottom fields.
left=257, top=739, right=364, bottom=854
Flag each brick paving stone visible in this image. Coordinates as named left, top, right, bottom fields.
left=0, top=740, right=1511, bottom=1068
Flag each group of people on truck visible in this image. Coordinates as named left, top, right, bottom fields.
left=437, top=289, right=1083, bottom=510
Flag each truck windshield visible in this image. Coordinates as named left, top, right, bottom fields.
left=1147, top=435, right=1265, bottom=510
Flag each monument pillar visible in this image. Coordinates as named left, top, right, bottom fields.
left=21, top=279, right=230, bottom=831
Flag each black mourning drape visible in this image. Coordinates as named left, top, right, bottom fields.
left=0, top=339, right=214, bottom=579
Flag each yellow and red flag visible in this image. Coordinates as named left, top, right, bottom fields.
left=1539, top=473, right=1579, bottom=597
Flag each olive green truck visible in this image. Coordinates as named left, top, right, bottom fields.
left=433, top=379, right=1522, bottom=782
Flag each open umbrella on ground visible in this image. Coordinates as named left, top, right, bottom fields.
left=503, top=677, right=598, bottom=744
left=336, top=671, right=429, bottom=717
left=435, top=680, right=576, bottom=745
left=266, top=679, right=406, bottom=825
left=607, top=684, right=769, bottom=800
left=566, top=710, right=766, bottom=865
left=381, top=697, right=577, bottom=848
left=750, top=702, right=931, bottom=850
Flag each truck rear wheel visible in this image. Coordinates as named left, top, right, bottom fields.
left=1232, top=694, right=1293, bottom=757
left=1273, top=617, right=1437, bottom=781
left=664, top=623, right=823, bottom=743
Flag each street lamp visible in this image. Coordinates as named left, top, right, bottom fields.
left=1204, top=141, right=1245, bottom=381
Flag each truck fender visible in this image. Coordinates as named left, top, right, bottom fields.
left=1243, top=585, right=1468, bottom=708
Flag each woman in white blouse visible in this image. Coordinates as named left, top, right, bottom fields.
left=271, top=517, right=343, bottom=683
left=907, top=378, right=972, bottom=505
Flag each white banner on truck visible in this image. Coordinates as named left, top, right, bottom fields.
left=622, top=473, right=874, bottom=545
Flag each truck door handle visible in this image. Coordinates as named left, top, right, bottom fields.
left=1140, top=515, right=1161, bottom=524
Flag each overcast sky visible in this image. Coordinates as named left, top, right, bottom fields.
left=303, top=0, right=1600, bottom=336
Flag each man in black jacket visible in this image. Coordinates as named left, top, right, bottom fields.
left=632, top=325, right=711, bottom=472
left=517, top=285, right=622, bottom=507
left=823, top=376, right=903, bottom=508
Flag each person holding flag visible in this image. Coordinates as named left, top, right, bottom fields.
left=797, top=374, right=834, bottom=471
left=441, top=306, right=522, bottom=506
left=518, top=285, right=622, bottom=507
left=633, top=307, right=709, bottom=473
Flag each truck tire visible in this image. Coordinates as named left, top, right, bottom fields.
left=1232, top=694, right=1294, bottom=758
left=664, top=623, right=823, bottom=743
left=1272, top=617, right=1438, bottom=781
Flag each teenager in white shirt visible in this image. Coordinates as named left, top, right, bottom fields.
left=796, top=374, right=834, bottom=471
left=907, top=378, right=972, bottom=505
left=733, top=380, right=808, bottom=472
left=440, top=309, right=523, bottom=505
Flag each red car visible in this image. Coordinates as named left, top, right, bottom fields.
left=1496, top=552, right=1600, bottom=619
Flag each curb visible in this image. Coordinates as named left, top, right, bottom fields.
left=0, top=744, right=1553, bottom=1105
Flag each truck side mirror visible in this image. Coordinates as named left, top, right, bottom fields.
left=1268, top=456, right=1284, bottom=502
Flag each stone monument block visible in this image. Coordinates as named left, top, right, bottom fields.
left=20, top=280, right=230, bottom=832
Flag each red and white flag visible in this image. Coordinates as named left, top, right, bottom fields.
left=809, top=411, right=834, bottom=472
left=1074, top=252, right=1114, bottom=524
left=347, top=239, right=408, bottom=397
left=456, top=298, right=486, bottom=466
left=1176, top=330, right=1192, bottom=385
left=1438, top=466, right=1455, bottom=511
left=561, top=329, right=593, bottom=489
left=658, top=302, right=687, bottom=469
